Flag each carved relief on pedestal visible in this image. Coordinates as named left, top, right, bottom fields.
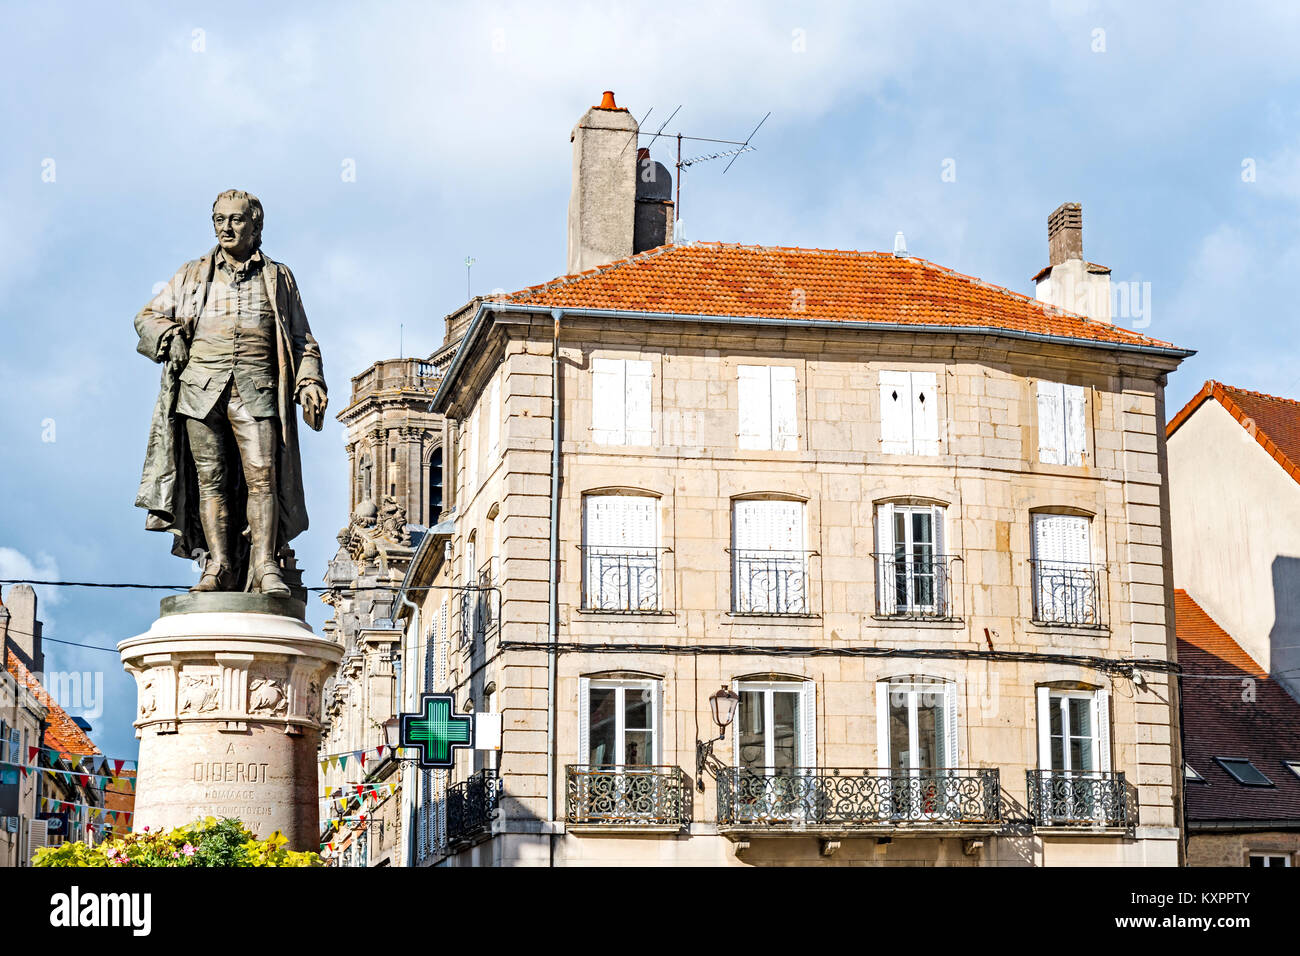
left=249, top=676, right=288, bottom=716
left=178, top=672, right=220, bottom=714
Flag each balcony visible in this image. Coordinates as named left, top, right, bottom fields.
left=581, top=547, right=663, bottom=613
left=460, top=560, right=498, bottom=649
left=716, top=768, right=1001, bottom=835
left=565, top=765, right=689, bottom=831
left=872, top=553, right=961, bottom=620
left=731, top=549, right=810, bottom=615
left=446, top=769, right=501, bottom=849
left=1026, top=770, right=1128, bottom=830
left=1031, top=560, right=1106, bottom=628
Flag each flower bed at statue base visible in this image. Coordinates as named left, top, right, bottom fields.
left=32, top=817, right=323, bottom=867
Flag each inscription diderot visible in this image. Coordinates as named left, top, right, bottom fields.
left=193, top=760, right=270, bottom=784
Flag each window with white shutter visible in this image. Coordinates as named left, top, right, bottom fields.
left=592, top=358, right=653, bottom=446
left=464, top=409, right=478, bottom=493
left=874, top=504, right=948, bottom=617
left=1034, top=686, right=1116, bottom=824
left=1031, top=514, right=1098, bottom=626
left=583, top=495, right=660, bottom=611
left=1037, top=381, right=1088, bottom=466
left=879, top=370, right=939, bottom=455
left=732, top=499, right=807, bottom=613
left=487, top=376, right=501, bottom=458
left=738, top=365, right=798, bottom=451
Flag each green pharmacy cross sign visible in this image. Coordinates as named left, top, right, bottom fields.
left=401, top=694, right=474, bottom=769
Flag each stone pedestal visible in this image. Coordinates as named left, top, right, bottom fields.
left=119, top=594, right=341, bottom=851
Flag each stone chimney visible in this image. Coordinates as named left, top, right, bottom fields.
left=0, top=584, right=44, bottom=673
left=1034, top=202, right=1112, bottom=323
left=567, top=91, right=673, bottom=274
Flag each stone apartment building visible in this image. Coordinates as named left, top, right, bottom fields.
left=397, top=93, right=1193, bottom=867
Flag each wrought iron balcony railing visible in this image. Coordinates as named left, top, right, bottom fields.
left=460, top=560, right=499, bottom=648
left=872, top=552, right=960, bottom=619
left=1030, top=560, right=1106, bottom=628
left=1026, top=770, right=1127, bottom=828
left=716, top=768, right=1001, bottom=829
left=581, top=546, right=663, bottom=612
left=731, top=549, right=810, bottom=615
left=565, top=765, right=689, bottom=827
left=446, top=768, right=501, bottom=848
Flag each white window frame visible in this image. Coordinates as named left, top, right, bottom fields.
left=1037, top=380, right=1088, bottom=466
left=1031, top=513, right=1097, bottom=626
left=879, top=370, right=939, bottom=456
left=577, top=678, right=662, bottom=767
left=875, top=503, right=947, bottom=616
left=591, top=358, right=653, bottom=446
left=1035, top=686, right=1113, bottom=824
left=1249, top=853, right=1292, bottom=867
left=582, top=494, right=660, bottom=611
left=738, top=365, right=798, bottom=451
left=875, top=678, right=960, bottom=820
left=732, top=680, right=816, bottom=773
left=731, top=499, right=808, bottom=614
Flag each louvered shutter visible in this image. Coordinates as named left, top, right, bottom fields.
left=1064, top=384, right=1087, bottom=466
left=1036, top=687, right=1052, bottom=769
left=465, top=407, right=478, bottom=491
left=1093, top=687, right=1112, bottom=772
left=438, top=599, right=449, bottom=683
left=28, top=818, right=48, bottom=853
left=578, top=677, right=591, bottom=766
left=942, top=682, right=959, bottom=770
left=875, top=681, right=890, bottom=767
left=417, top=770, right=428, bottom=860
left=771, top=366, right=799, bottom=451
left=880, top=371, right=914, bottom=454
left=651, top=680, right=664, bottom=764
left=932, top=505, right=947, bottom=614
left=487, top=376, right=501, bottom=457
left=1037, top=381, right=1065, bottom=464
left=911, top=372, right=939, bottom=455
left=800, top=682, right=816, bottom=771
left=737, top=365, right=771, bottom=449
left=592, top=359, right=626, bottom=445
left=875, top=503, right=896, bottom=615
left=624, top=360, right=653, bottom=445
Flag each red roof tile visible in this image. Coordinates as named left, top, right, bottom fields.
left=506, top=243, right=1183, bottom=351
left=1168, top=380, right=1300, bottom=489
left=1175, top=590, right=1300, bottom=823
left=6, top=650, right=100, bottom=757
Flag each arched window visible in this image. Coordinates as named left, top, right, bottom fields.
left=731, top=497, right=807, bottom=614
left=582, top=492, right=660, bottom=611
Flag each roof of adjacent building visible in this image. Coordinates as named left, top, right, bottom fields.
left=5, top=649, right=101, bottom=757
left=1168, top=380, right=1300, bottom=487
left=1175, top=589, right=1300, bottom=823
left=505, top=242, right=1186, bottom=352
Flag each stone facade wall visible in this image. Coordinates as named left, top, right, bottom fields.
left=1187, top=830, right=1300, bottom=867
left=430, top=311, right=1184, bottom=866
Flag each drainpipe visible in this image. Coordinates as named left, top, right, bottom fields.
left=399, top=593, right=419, bottom=868
left=547, top=309, right=562, bottom=831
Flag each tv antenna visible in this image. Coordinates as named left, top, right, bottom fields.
left=628, top=108, right=771, bottom=229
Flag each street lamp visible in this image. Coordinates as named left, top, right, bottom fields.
left=382, top=716, right=401, bottom=753
left=695, top=685, right=741, bottom=792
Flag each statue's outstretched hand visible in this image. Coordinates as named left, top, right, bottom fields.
left=299, top=383, right=327, bottom=431
left=168, top=335, right=188, bottom=365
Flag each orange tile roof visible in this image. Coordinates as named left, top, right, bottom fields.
left=1167, top=380, right=1300, bottom=488
left=506, top=243, right=1184, bottom=351
left=1174, top=589, right=1265, bottom=678
left=6, top=649, right=100, bottom=756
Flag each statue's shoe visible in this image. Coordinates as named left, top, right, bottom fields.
left=190, top=565, right=231, bottom=592
left=254, top=563, right=291, bottom=597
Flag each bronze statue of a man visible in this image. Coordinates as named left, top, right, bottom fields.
left=134, top=190, right=327, bottom=596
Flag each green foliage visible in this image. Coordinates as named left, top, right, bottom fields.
left=32, top=817, right=322, bottom=868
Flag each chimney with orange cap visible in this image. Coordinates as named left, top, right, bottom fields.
left=567, top=90, right=642, bottom=274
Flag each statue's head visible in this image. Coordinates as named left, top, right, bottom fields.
left=211, top=188, right=264, bottom=258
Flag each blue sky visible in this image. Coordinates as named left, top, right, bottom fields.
left=3, top=0, right=1300, bottom=761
